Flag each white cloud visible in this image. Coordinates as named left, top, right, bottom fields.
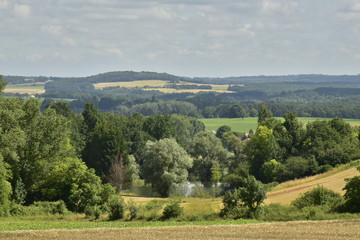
left=0, top=0, right=9, bottom=9
left=149, top=7, right=174, bottom=19
left=261, top=0, right=298, bottom=14
left=61, top=37, right=77, bottom=46
left=262, top=0, right=282, bottom=12
left=14, top=4, right=31, bottom=18
left=105, top=48, right=123, bottom=57
left=25, top=54, right=42, bottom=62
left=42, top=25, right=62, bottom=35
left=351, top=3, right=360, bottom=12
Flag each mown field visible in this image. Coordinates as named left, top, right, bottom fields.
left=93, top=80, right=233, bottom=93
left=266, top=165, right=360, bottom=205
left=3, top=83, right=45, bottom=94
left=201, top=117, right=360, bottom=132
left=0, top=163, right=359, bottom=239
left=1, top=220, right=359, bottom=240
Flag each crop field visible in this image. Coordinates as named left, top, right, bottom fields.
left=3, top=83, right=45, bottom=94
left=1, top=220, right=359, bottom=240
left=122, top=196, right=223, bottom=217
left=93, top=80, right=234, bottom=93
left=201, top=117, right=360, bottom=132
left=93, top=80, right=170, bottom=89
left=143, top=88, right=234, bottom=93
left=266, top=165, right=360, bottom=205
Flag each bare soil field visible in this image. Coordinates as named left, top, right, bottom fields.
left=1, top=220, right=359, bottom=240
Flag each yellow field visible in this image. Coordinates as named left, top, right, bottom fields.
left=266, top=167, right=360, bottom=205
left=143, top=88, right=234, bottom=93
left=3, top=82, right=46, bottom=94
left=1, top=220, right=359, bottom=240
left=93, top=80, right=170, bottom=89
left=3, top=88, right=45, bottom=94
left=123, top=196, right=222, bottom=216
left=93, top=80, right=234, bottom=93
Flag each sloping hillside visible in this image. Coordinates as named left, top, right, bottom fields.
left=266, top=165, right=360, bottom=205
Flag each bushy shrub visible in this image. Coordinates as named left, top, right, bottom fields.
left=9, top=201, right=68, bottom=216
left=260, top=204, right=304, bottom=221
left=221, top=176, right=266, bottom=219
left=137, top=199, right=166, bottom=221
left=126, top=200, right=139, bottom=220
left=342, top=173, right=360, bottom=213
left=162, top=201, right=184, bottom=220
left=277, top=156, right=318, bottom=182
left=84, top=205, right=102, bottom=219
left=107, top=195, right=125, bottom=220
left=316, top=164, right=333, bottom=174
left=291, top=186, right=344, bottom=211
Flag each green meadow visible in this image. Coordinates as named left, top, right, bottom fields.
left=200, top=117, right=360, bottom=132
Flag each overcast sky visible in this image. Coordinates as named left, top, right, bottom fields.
left=1, top=0, right=360, bottom=77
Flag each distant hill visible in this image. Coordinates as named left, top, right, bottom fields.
left=3, top=71, right=360, bottom=84
left=182, top=74, right=360, bottom=84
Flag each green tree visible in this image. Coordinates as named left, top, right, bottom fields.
left=244, top=125, right=278, bottom=179
left=292, top=186, right=343, bottom=210
left=82, top=102, right=100, bottom=134
left=221, top=175, right=266, bottom=218
left=343, top=167, right=360, bottom=212
left=216, top=125, right=231, bottom=139
left=0, top=75, right=6, bottom=93
left=260, top=159, right=282, bottom=183
left=141, top=138, right=192, bottom=197
left=238, top=176, right=267, bottom=213
left=143, top=114, right=176, bottom=140
left=188, top=131, right=229, bottom=187
left=0, top=155, right=12, bottom=216
left=280, top=112, right=305, bottom=158
left=82, top=113, right=128, bottom=180
left=257, top=104, right=272, bottom=125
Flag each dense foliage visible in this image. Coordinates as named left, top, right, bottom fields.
left=1, top=74, right=360, bottom=220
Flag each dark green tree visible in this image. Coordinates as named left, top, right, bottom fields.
left=257, top=104, right=272, bottom=125
left=82, top=114, right=128, bottom=180
left=0, top=75, right=6, bottom=93
left=188, top=131, right=229, bottom=187
left=343, top=167, right=360, bottom=212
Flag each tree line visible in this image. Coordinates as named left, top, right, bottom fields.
left=1, top=75, right=360, bottom=219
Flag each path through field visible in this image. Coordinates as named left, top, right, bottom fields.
left=1, top=220, right=359, bottom=240
left=266, top=167, right=359, bottom=205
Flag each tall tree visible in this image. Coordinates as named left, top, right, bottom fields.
left=257, top=104, right=272, bottom=125
left=188, top=131, right=229, bottom=187
left=141, top=138, right=192, bottom=197
left=0, top=75, right=6, bottom=93
left=82, top=114, right=128, bottom=180
left=244, top=125, right=279, bottom=179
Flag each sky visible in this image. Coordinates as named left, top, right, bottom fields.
left=1, top=0, right=360, bottom=78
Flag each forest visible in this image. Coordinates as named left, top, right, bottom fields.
left=3, top=71, right=360, bottom=119
left=1, top=74, right=360, bottom=221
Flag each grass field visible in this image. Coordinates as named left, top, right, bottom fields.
left=200, top=117, right=360, bottom=132
left=1, top=220, right=359, bottom=240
